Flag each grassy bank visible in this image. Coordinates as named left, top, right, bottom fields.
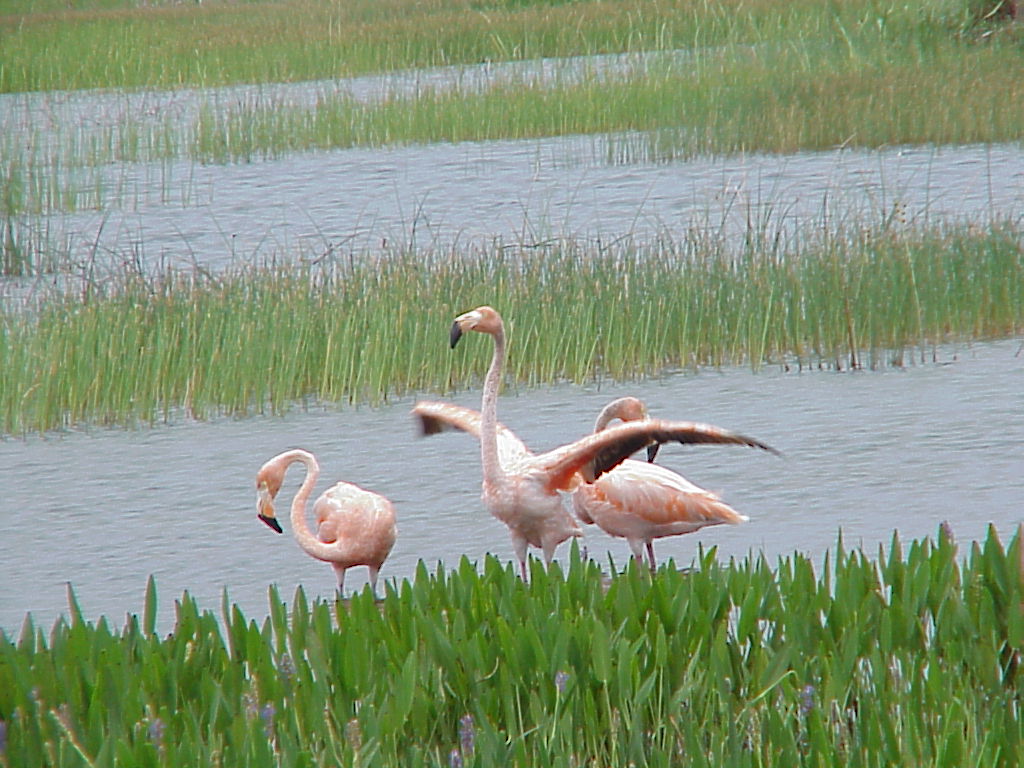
left=1, top=527, right=1021, bottom=765
left=3, top=0, right=1012, bottom=94
left=2, top=1, right=1023, bottom=218
left=185, top=39, right=1024, bottom=163
left=1, top=221, right=1021, bottom=435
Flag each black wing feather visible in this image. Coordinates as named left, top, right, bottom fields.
left=583, top=421, right=779, bottom=482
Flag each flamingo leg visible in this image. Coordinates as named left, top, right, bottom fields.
left=511, top=533, right=530, bottom=581
left=627, top=538, right=646, bottom=571
left=542, top=536, right=560, bottom=567
left=333, top=564, right=347, bottom=596
left=646, top=541, right=657, bottom=574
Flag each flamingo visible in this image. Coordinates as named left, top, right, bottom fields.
left=418, top=304, right=777, bottom=579
left=572, top=396, right=751, bottom=572
left=255, top=449, right=397, bottom=594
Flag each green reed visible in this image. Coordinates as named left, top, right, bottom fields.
left=2, top=526, right=1021, bottom=765
left=185, top=37, right=1023, bottom=164
left=3, top=0, right=978, bottom=94
left=0, top=220, right=1021, bottom=435
left=2, top=1, right=1023, bottom=218
left=7, top=34, right=1024, bottom=212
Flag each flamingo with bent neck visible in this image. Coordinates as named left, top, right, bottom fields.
left=572, top=396, right=751, bottom=572
left=255, top=449, right=397, bottom=594
left=426, top=305, right=777, bottom=579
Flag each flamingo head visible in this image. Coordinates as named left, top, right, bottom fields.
left=610, top=397, right=649, bottom=424
left=255, top=465, right=285, bottom=534
left=595, top=396, right=660, bottom=462
left=450, top=305, right=503, bottom=348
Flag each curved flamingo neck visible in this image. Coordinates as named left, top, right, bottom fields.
left=593, top=402, right=620, bottom=433
left=480, top=323, right=506, bottom=484
left=594, top=398, right=644, bottom=432
left=284, top=450, right=336, bottom=562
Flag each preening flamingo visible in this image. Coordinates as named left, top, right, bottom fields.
left=419, top=305, right=777, bottom=579
left=255, top=449, right=397, bottom=593
left=572, top=396, right=753, bottom=572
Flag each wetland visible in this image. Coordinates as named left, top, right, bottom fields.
left=1, top=2, right=1022, bottom=763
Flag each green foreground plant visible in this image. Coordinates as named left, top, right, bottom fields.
left=1, top=527, right=1021, bottom=766
left=1, top=220, right=1021, bottom=436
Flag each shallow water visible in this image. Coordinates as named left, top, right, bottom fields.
left=2, top=339, right=1020, bottom=635
left=18, top=139, right=1024, bottom=282
left=5, top=46, right=1023, bottom=281
left=0, top=49, right=685, bottom=141
left=5, top=53, right=1024, bottom=292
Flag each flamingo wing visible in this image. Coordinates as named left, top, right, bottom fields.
left=314, top=483, right=397, bottom=563
left=535, top=419, right=779, bottom=492
left=412, top=400, right=533, bottom=466
left=313, top=483, right=368, bottom=543
left=578, top=459, right=747, bottom=528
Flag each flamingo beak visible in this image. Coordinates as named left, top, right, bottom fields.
left=450, top=320, right=464, bottom=348
left=646, top=443, right=660, bottom=463
left=258, top=513, right=283, bottom=533
left=256, top=487, right=283, bottom=533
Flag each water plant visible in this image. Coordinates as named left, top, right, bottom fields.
left=182, top=38, right=1024, bottom=165
left=0, top=0, right=986, bottom=94
left=0, top=219, right=1021, bottom=436
left=2, top=0, right=1023, bottom=217
left=1, top=526, right=1021, bottom=765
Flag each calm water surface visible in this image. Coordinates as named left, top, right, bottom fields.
left=5, top=49, right=1022, bottom=278
left=30, top=140, right=1024, bottom=276
left=0, top=49, right=686, bottom=140
left=2, top=340, right=1020, bottom=635
left=4, top=58, right=1023, bottom=634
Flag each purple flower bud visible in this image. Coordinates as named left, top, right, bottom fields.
left=449, top=748, right=463, bottom=768
left=459, top=713, right=475, bottom=758
left=260, top=703, right=276, bottom=737
left=799, top=684, right=816, bottom=717
left=555, top=670, right=570, bottom=694
left=147, top=717, right=165, bottom=747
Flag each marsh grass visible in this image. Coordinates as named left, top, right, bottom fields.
left=2, top=0, right=970, bottom=94
left=1, top=221, right=1021, bottom=435
left=186, top=39, right=1023, bottom=164
left=2, top=527, right=1021, bottom=765
left=2, top=1, right=1023, bottom=216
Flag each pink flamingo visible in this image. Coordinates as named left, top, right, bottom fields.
left=572, top=396, right=751, bottom=572
left=416, top=305, right=776, bottom=579
left=255, top=449, right=397, bottom=593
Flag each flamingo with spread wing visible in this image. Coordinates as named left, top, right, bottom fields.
left=414, top=305, right=776, bottom=579
left=572, top=396, right=752, bottom=572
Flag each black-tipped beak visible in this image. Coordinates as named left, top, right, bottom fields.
left=450, top=321, right=463, bottom=348
left=258, top=514, right=283, bottom=534
left=646, top=443, right=660, bottom=463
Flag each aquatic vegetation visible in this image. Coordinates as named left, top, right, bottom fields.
left=1, top=527, right=1021, bottom=765
left=183, top=39, right=1024, bottom=164
left=0, top=220, right=1021, bottom=435
left=1, top=0, right=995, bottom=94
left=2, top=1, right=1023, bottom=217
